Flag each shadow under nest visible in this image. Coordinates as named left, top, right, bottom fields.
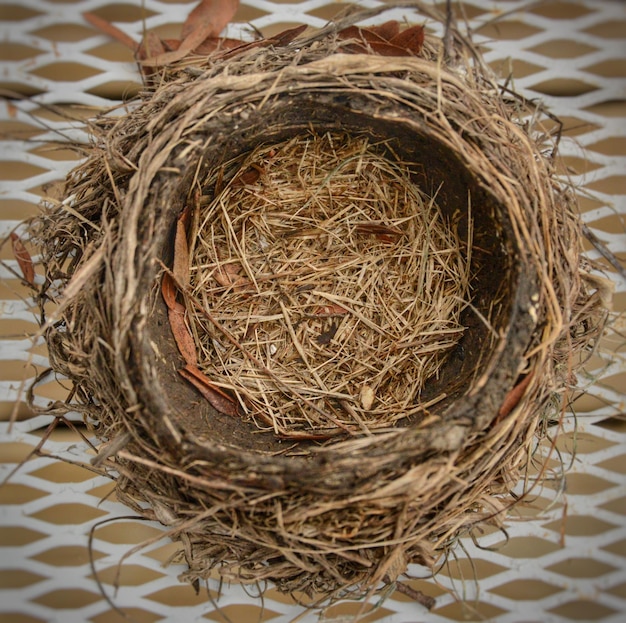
left=29, top=18, right=607, bottom=604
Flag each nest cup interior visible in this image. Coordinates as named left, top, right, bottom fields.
left=141, top=91, right=530, bottom=457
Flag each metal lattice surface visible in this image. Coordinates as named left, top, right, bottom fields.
left=1, top=1, right=625, bottom=621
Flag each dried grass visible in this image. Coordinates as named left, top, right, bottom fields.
left=186, top=132, right=471, bottom=437
left=26, top=3, right=608, bottom=605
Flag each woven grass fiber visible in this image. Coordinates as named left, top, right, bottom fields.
left=28, top=2, right=608, bottom=604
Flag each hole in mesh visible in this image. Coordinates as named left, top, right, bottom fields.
left=528, top=39, right=598, bottom=59
left=530, top=77, right=598, bottom=97
left=597, top=454, right=626, bottom=476
left=528, top=1, right=593, bottom=19
left=30, top=377, right=71, bottom=404
left=584, top=213, right=626, bottom=237
left=0, top=81, right=42, bottom=97
left=85, top=80, right=142, bottom=100
left=0, top=569, right=47, bottom=588
left=0, top=5, right=43, bottom=21
left=263, top=587, right=319, bottom=606
left=434, top=601, right=507, bottom=621
left=0, top=319, right=39, bottom=341
left=234, top=4, right=269, bottom=22
left=0, top=361, right=37, bottom=383
left=150, top=22, right=186, bottom=40
left=547, top=557, right=618, bottom=578
left=556, top=155, right=603, bottom=176
left=511, top=496, right=563, bottom=519
left=30, top=24, right=95, bottom=42
left=306, top=3, right=358, bottom=20
left=584, top=59, right=626, bottom=78
left=90, top=608, right=163, bottom=623
left=489, top=578, right=562, bottom=600
left=602, top=537, right=626, bottom=558
left=89, top=564, right=165, bottom=587
left=605, top=581, right=626, bottom=598
left=489, top=58, right=545, bottom=79
left=493, top=536, right=561, bottom=558
left=143, top=541, right=183, bottom=564
left=0, top=43, right=43, bottom=61
left=87, top=481, right=116, bottom=499
left=561, top=116, right=602, bottom=136
left=32, top=588, right=101, bottom=609
left=87, top=4, right=157, bottom=23
left=584, top=20, right=626, bottom=39
left=433, top=2, right=488, bottom=19
left=476, top=20, right=543, bottom=40
left=391, top=577, right=450, bottom=602
left=95, top=521, right=165, bottom=545
left=586, top=175, right=626, bottom=195
left=563, top=473, right=617, bottom=495
left=570, top=392, right=609, bottom=414
left=30, top=62, right=102, bottom=82
left=0, top=614, right=46, bottom=623
left=205, top=604, right=283, bottom=622
left=593, top=415, right=626, bottom=434
left=29, top=503, right=108, bottom=525
left=0, top=483, right=47, bottom=505
left=145, top=585, right=216, bottom=607
left=0, top=526, right=46, bottom=546
left=587, top=137, right=626, bottom=156
left=0, top=442, right=37, bottom=463
left=312, top=602, right=392, bottom=622
left=583, top=100, right=626, bottom=118
left=29, top=461, right=96, bottom=484
left=547, top=599, right=618, bottom=621
left=596, top=372, right=626, bottom=396
left=542, top=515, right=618, bottom=537
left=28, top=144, right=81, bottom=163
left=86, top=42, right=136, bottom=63
left=437, top=558, right=507, bottom=580
left=0, top=161, right=49, bottom=181
left=555, top=431, right=617, bottom=455
left=600, top=497, right=626, bottom=517
left=31, top=545, right=106, bottom=567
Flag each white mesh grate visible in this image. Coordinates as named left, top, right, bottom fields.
left=1, top=1, right=625, bottom=622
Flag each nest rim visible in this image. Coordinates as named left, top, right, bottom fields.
left=129, top=68, right=538, bottom=475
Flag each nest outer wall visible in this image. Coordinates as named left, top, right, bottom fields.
left=32, top=25, right=607, bottom=599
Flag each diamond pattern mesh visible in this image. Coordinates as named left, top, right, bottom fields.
left=1, top=1, right=625, bottom=621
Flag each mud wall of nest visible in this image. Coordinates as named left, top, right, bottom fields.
left=33, top=33, right=605, bottom=598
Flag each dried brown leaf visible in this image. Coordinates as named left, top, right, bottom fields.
left=272, top=24, right=307, bottom=46
left=82, top=12, right=138, bottom=51
left=181, top=0, right=240, bottom=40
left=173, top=208, right=191, bottom=287
left=168, top=303, right=197, bottom=365
left=161, top=273, right=177, bottom=310
left=142, top=0, right=240, bottom=66
left=338, top=25, right=388, bottom=45
left=233, top=164, right=263, bottom=186
left=179, top=364, right=239, bottom=416
left=315, top=304, right=349, bottom=316
left=368, top=20, right=400, bottom=41
left=389, top=25, right=425, bottom=55
left=10, top=233, right=35, bottom=286
left=496, top=372, right=534, bottom=423
left=137, top=31, right=166, bottom=62
left=195, top=37, right=245, bottom=54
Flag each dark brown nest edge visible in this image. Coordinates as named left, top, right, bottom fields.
left=30, top=10, right=608, bottom=602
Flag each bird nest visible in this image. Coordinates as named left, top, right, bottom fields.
left=29, top=8, right=607, bottom=604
